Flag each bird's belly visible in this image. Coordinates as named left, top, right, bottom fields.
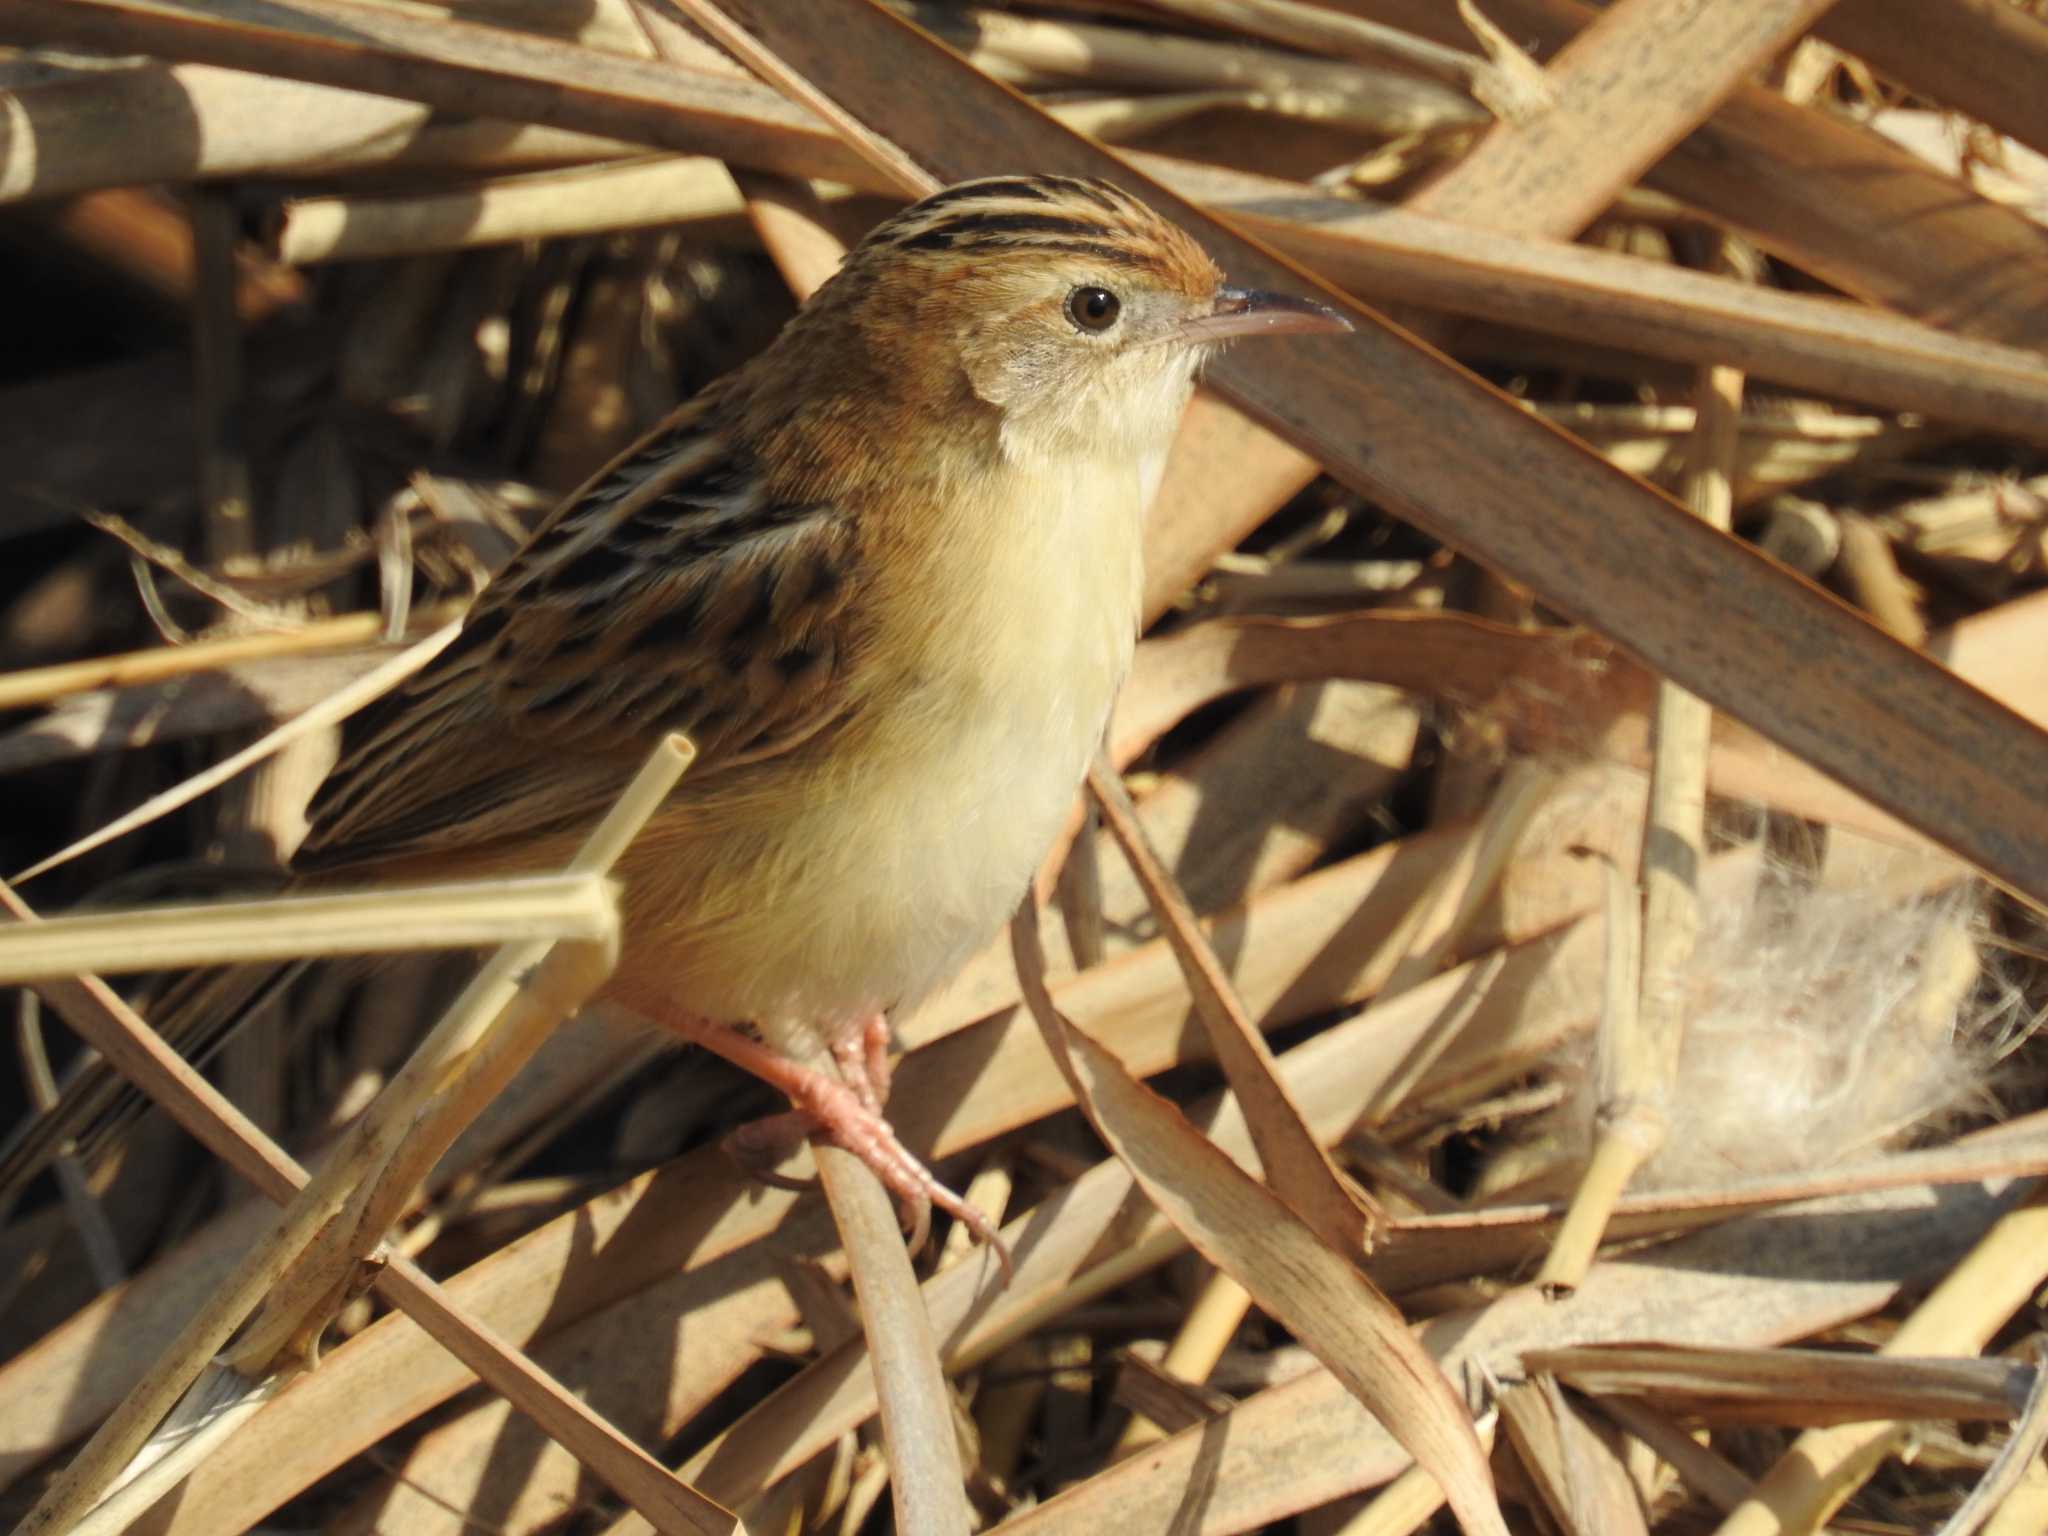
left=618, top=638, right=1126, bottom=1053
left=614, top=454, right=1146, bottom=1051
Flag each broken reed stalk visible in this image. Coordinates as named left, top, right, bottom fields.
left=1532, top=852, right=1645, bottom=1293
left=0, top=875, right=616, bottom=982
left=1537, top=327, right=1743, bottom=1293
left=15, top=736, right=698, bottom=1536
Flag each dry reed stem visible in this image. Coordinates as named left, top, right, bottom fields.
left=1534, top=852, right=1645, bottom=1293
left=814, top=1146, right=974, bottom=1536
left=1406, top=0, right=1841, bottom=237
left=1538, top=327, right=1743, bottom=1292
left=1838, top=510, right=1931, bottom=645
left=1709, top=1192, right=2048, bottom=1536
left=1009, top=895, right=1509, bottom=1536
left=12, top=619, right=462, bottom=883
left=1332, top=1413, right=1500, bottom=1536
left=1137, top=0, right=1488, bottom=88
left=1936, top=1345, right=2048, bottom=1536
left=1526, top=1344, right=2038, bottom=1426
left=1498, top=1374, right=1651, bottom=1536
left=272, top=155, right=746, bottom=264
left=1595, top=1394, right=1755, bottom=1515
left=11, top=737, right=709, bottom=1536
left=1816, top=0, right=2048, bottom=161
left=923, top=6, right=1483, bottom=133
left=1111, top=1269, right=1253, bottom=1454
left=0, top=875, right=614, bottom=982
left=0, top=602, right=464, bottom=714
left=1087, top=759, right=1378, bottom=1255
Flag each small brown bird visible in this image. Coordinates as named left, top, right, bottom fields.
left=254, top=177, right=1348, bottom=1243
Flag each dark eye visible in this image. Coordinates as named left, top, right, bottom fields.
left=1066, top=285, right=1121, bottom=333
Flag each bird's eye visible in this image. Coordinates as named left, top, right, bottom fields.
left=1066, top=286, right=1121, bottom=333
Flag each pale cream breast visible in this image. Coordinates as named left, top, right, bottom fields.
left=622, top=449, right=1147, bottom=1055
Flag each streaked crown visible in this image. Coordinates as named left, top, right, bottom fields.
left=861, top=175, right=1222, bottom=298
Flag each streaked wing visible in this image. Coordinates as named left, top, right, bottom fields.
left=300, top=390, right=859, bottom=874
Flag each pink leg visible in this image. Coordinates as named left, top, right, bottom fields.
left=829, top=1012, right=894, bottom=1114
left=663, top=1011, right=1011, bottom=1277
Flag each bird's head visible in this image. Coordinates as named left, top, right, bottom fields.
left=804, top=175, right=1350, bottom=465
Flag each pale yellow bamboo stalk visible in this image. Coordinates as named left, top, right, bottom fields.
left=0, top=874, right=614, bottom=982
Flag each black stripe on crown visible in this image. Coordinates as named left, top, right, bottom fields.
left=908, top=177, right=1059, bottom=214
left=878, top=176, right=1158, bottom=267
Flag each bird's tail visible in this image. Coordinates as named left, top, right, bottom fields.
left=0, top=864, right=297, bottom=1212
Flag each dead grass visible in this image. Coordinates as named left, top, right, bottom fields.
left=1, top=2, right=2047, bottom=1533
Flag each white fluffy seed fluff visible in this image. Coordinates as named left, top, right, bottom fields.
left=1558, top=863, right=2006, bottom=1190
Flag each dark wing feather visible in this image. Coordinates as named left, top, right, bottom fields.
left=299, top=394, right=860, bottom=875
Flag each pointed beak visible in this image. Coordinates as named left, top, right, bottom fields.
left=1177, top=286, right=1354, bottom=345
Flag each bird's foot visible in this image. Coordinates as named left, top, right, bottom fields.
left=668, top=1011, right=1012, bottom=1278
